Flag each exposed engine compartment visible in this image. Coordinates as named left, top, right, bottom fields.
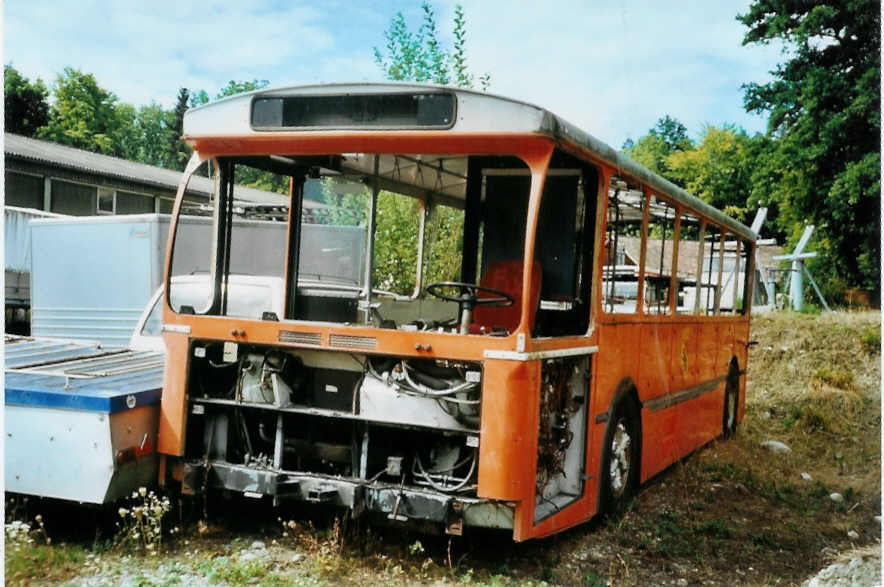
left=180, top=340, right=505, bottom=532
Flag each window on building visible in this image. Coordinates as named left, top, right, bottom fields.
left=116, top=190, right=155, bottom=214
left=50, top=180, right=96, bottom=216
left=97, top=187, right=115, bottom=214
left=5, top=171, right=44, bottom=209
left=158, top=198, right=175, bottom=214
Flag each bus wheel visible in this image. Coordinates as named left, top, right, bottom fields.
left=600, top=396, right=640, bottom=515
left=722, top=367, right=739, bottom=438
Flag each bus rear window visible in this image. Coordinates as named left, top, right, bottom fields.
left=252, top=92, right=456, bottom=129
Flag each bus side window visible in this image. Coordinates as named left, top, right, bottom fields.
left=701, top=224, right=722, bottom=315
left=602, top=177, right=643, bottom=314
left=532, top=153, right=598, bottom=336
left=722, top=232, right=740, bottom=314
left=643, top=195, right=676, bottom=315
left=676, top=209, right=704, bottom=315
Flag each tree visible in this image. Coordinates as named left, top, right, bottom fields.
left=622, top=115, right=693, bottom=185
left=650, top=115, right=691, bottom=152
left=167, top=88, right=192, bottom=170
left=665, top=125, right=762, bottom=221
left=374, top=2, right=489, bottom=90
left=38, top=67, right=122, bottom=155
left=215, top=79, right=269, bottom=99
left=5, top=64, right=49, bottom=137
left=132, top=103, right=178, bottom=167
left=738, top=0, right=881, bottom=300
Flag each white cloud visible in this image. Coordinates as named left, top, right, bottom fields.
left=5, top=0, right=783, bottom=145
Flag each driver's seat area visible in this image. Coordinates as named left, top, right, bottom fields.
left=471, top=260, right=542, bottom=334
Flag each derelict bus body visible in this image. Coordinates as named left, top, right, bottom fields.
left=157, top=84, right=754, bottom=541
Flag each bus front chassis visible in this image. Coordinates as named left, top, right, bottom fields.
left=180, top=460, right=512, bottom=534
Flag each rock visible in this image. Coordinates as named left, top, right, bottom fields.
left=830, top=493, right=844, bottom=503
left=801, top=472, right=813, bottom=481
left=804, top=550, right=882, bottom=586
left=250, top=540, right=266, bottom=550
left=847, top=530, right=859, bottom=539
left=761, top=439, right=792, bottom=454
left=874, top=516, right=881, bottom=524
left=292, top=553, right=305, bottom=564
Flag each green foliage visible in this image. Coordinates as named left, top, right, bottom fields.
left=623, top=132, right=672, bottom=177
left=373, top=191, right=423, bottom=294
left=860, top=326, right=880, bottom=354
left=810, top=367, right=855, bottom=390
left=374, top=2, right=489, bottom=90
left=621, top=115, right=693, bottom=185
left=666, top=125, right=762, bottom=220
left=424, top=204, right=464, bottom=284
left=168, top=88, right=192, bottom=170
left=651, top=114, right=691, bottom=152
left=738, top=0, right=881, bottom=301
left=4, top=64, right=49, bottom=137
left=216, top=79, right=270, bottom=100
left=124, top=102, right=180, bottom=168
left=39, top=67, right=123, bottom=155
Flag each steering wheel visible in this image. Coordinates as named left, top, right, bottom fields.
left=425, top=282, right=514, bottom=307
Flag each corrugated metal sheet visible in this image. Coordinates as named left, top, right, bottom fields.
left=5, top=133, right=325, bottom=208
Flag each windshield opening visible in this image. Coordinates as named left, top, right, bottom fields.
left=167, top=153, right=533, bottom=334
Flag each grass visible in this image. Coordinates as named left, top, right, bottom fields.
left=4, top=310, right=880, bottom=586
left=5, top=542, right=88, bottom=585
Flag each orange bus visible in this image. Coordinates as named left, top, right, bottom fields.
left=158, top=83, right=755, bottom=541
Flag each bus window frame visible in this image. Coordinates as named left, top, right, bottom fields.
left=164, top=141, right=556, bottom=344
left=163, top=153, right=218, bottom=316
left=714, top=228, right=726, bottom=315
left=692, top=219, right=707, bottom=315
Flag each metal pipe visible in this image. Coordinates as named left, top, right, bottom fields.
left=273, top=415, right=284, bottom=469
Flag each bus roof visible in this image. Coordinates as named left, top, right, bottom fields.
left=183, top=83, right=755, bottom=241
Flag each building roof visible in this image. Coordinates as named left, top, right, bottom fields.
left=617, top=236, right=784, bottom=279
left=5, top=133, right=323, bottom=209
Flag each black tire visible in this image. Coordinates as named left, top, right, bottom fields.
left=599, top=395, right=641, bottom=515
left=722, top=365, right=739, bottom=439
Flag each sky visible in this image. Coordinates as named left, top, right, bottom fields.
left=3, top=1, right=784, bottom=149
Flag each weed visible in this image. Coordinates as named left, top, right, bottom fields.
left=860, top=327, right=881, bottom=353
left=698, top=518, right=736, bottom=539
left=749, top=529, right=778, bottom=548
left=583, top=570, right=608, bottom=586
left=116, top=487, right=173, bottom=554
left=201, top=555, right=272, bottom=584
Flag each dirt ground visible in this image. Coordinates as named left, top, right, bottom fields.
left=5, top=310, right=881, bottom=586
